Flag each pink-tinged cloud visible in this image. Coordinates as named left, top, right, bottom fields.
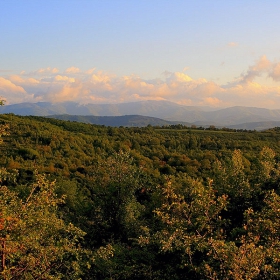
left=9, top=75, right=39, bottom=85
left=47, top=82, right=84, bottom=103
left=0, top=77, right=26, bottom=94
left=241, top=55, right=271, bottom=83
left=176, top=99, right=194, bottom=106
left=0, top=77, right=36, bottom=103
left=227, top=42, right=238, bottom=47
left=54, top=75, right=75, bottom=83
left=85, top=68, right=96, bottom=75
left=203, top=97, right=223, bottom=106
left=191, top=81, right=224, bottom=97
left=24, top=67, right=60, bottom=76
left=65, top=67, right=80, bottom=74
left=1, top=58, right=280, bottom=108
left=269, top=63, right=280, bottom=81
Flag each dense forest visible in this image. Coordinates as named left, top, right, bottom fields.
left=1, top=113, right=280, bottom=279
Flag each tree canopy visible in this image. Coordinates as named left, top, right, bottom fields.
left=0, top=114, right=280, bottom=278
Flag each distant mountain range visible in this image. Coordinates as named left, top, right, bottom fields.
left=1, top=100, right=280, bottom=130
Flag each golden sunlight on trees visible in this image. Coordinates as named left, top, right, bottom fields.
left=0, top=171, right=87, bottom=279
left=1, top=113, right=280, bottom=278
left=0, top=124, right=86, bottom=279
left=137, top=148, right=280, bottom=279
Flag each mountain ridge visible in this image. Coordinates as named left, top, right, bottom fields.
left=2, top=100, right=280, bottom=130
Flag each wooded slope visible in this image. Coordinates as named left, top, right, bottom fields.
left=0, top=114, right=280, bottom=279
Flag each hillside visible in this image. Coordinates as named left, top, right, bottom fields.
left=1, top=114, right=280, bottom=278
left=47, top=114, right=191, bottom=127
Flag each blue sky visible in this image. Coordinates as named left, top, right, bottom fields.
left=1, top=0, right=280, bottom=108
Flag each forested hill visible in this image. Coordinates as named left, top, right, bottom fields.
left=49, top=114, right=280, bottom=130
left=47, top=114, right=191, bottom=127
left=1, top=113, right=280, bottom=279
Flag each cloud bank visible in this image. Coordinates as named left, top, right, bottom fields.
left=1, top=56, right=280, bottom=109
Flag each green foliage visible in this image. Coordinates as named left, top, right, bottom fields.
left=1, top=115, right=280, bottom=278
left=88, top=150, right=146, bottom=244
left=139, top=176, right=228, bottom=277
left=0, top=121, right=88, bottom=279
left=0, top=171, right=87, bottom=279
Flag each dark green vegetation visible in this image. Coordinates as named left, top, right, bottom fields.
left=47, top=114, right=189, bottom=127
left=1, top=113, right=280, bottom=279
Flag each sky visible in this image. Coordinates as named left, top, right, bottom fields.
left=1, top=0, right=280, bottom=108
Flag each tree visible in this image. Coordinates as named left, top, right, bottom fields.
left=0, top=170, right=87, bottom=279
left=0, top=123, right=87, bottom=279
left=90, top=150, right=145, bottom=242
left=139, top=176, right=228, bottom=278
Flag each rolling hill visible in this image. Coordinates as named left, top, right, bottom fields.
left=47, top=114, right=191, bottom=127
left=2, top=100, right=280, bottom=130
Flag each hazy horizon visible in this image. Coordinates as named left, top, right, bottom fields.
left=1, top=1, right=280, bottom=109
